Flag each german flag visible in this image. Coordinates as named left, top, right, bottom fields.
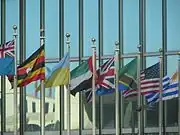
left=8, top=45, right=45, bottom=87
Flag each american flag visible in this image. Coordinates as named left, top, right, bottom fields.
left=85, top=57, right=115, bottom=103
left=123, top=62, right=170, bottom=99
left=0, top=40, right=15, bottom=58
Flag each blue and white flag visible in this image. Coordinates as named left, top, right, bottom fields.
left=145, top=72, right=178, bottom=104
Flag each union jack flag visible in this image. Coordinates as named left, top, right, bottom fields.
left=85, top=57, right=115, bottom=103
left=0, top=40, right=15, bottom=58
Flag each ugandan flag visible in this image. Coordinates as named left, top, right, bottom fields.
left=8, top=45, right=45, bottom=87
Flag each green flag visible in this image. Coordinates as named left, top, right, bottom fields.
left=119, top=58, right=137, bottom=90
left=70, top=56, right=93, bottom=96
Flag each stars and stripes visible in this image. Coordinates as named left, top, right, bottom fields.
left=123, top=63, right=162, bottom=99
left=0, top=40, right=15, bottom=58
left=123, top=62, right=170, bottom=99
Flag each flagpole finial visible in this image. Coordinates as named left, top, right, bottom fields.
left=137, top=44, right=141, bottom=52
left=159, top=48, right=163, bottom=52
left=178, top=52, right=180, bottom=60
left=13, top=25, right=17, bottom=30
left=66, top=33, right=70, bottom=49
left=66, top=33, right=70, bottom=38
left=115, top=41, right=119, bottom=51
left=91, top=38, right=96, bottom=48
left=91, top=38, right=96, bottom=43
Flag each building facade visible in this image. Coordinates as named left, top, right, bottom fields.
left=0, top=0, right=180, bottom=135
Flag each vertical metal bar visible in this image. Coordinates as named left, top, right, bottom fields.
left=19, top=0, right=26, bottom=134
left=115, top=41, right=120, bottom=135
left=13, top=25, right=18, bottom=135
left=159, top=49, right=163, bottom=135
left=40, top=32, right=45, bottom=135
left=91, top=38, right=96, bottom=135
left=78, top=0, right=84, bottom=134
left=65, top=33, right=71, bottom=135
left=40, top=0, right=45, bottom=135
left=118, top=0, right=123, bottom=133
left=137, top=46, right=141, bottom=135
left=98, top=0, right=103, bottom=134
left=139, top=0, right=146, bottom=133
left=162, top=0, right=167, bottom=134
left=0, top=0, right=6, bottom=134
left=59, top=0, right=64, bottom=134
left=178, top=52, right=180, bottom=135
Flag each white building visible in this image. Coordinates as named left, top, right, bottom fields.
left=0, top=78, right=92, bottom=131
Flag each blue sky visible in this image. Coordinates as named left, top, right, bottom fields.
left=1, top=0, right=180, bottom=95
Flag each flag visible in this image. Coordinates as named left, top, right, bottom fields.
left=96, top=57, right=115, bottom=95
left=97, top=58, right=138, bottom=96
left=123, top=62, right=168, bottom=99
left=144, top=75, right=170, bottom=104
left=162, top=72, right=179, bottom=100
left=84, top=57, right=115, bottom=103
left=145, top=72, right=178, bottom=104
left=70, top=56, right=93, bottom=96
left=0, top=40, right=15, bottom=75
left=0, top=40, right=15, bottom=57
left=118, top=58, right=137, bottom=91
left=8, top=45, right=45, bottom=87
left=37, top=52, right=69, bottom=91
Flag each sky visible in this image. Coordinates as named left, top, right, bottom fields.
left=1, top=0, right=180, bottom=95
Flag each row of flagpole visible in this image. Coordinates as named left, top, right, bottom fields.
left=10, top=24, right=180, bottom=135
left=10, top=26, right=180, bottom=135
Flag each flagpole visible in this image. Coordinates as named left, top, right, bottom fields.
left=13, top=25, right=18, bottom=135
left=159, top=48, right=163, bottom=135
left=91, top=38, right=96, bottom=135
left=178, top=51, right=180, bottom=135
left=137, top=45, right=142, bottom=135
left=115, top=41, right=120, bottom=135
left=66, top=33, right=71, bottom=135
left=40, top=28, right=45, bottom=135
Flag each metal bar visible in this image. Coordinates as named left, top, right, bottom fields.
left=13, top=25, right=18, bottom=135
left=91, top=38, right=96, bottom=135
left=78, top=0, right=84, bottom=134
left=59, top=0, right=65, bottom=134
left=40, top=31, right=45, bottom=135
left=44, top=50, right=180, bottom=63
left=98, top=0, right=103, bottom=134
left=178, top=52, right=180, bottom=135
left=118, top=0, right=123, bottom=133
left=115, top=41, right=120, bottom=135
left=137, top=47, right=141, bottom=135
left=65, top=33, right=71, bottom=135
left=162, top=0, right=167, bottom=134
left=159, top=49, right=163, bottom=135
left=40, top=0, right=45, bottom=135
left=0, top=0, right=6, bottom=133
left=139, top=0, right=146, bottom=133
left=19, top=0, right=26, bottom=134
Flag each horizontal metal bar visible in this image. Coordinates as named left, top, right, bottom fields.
left=45, top=50, right=180, bottom=63
left=3, top=127, right=179, bottom=134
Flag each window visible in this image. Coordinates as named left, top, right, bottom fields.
left=53, top=104, right=55, bottom=112
left=32, top=102, right=36, bottom=113
left=45, top=102, right=49, bottom=114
